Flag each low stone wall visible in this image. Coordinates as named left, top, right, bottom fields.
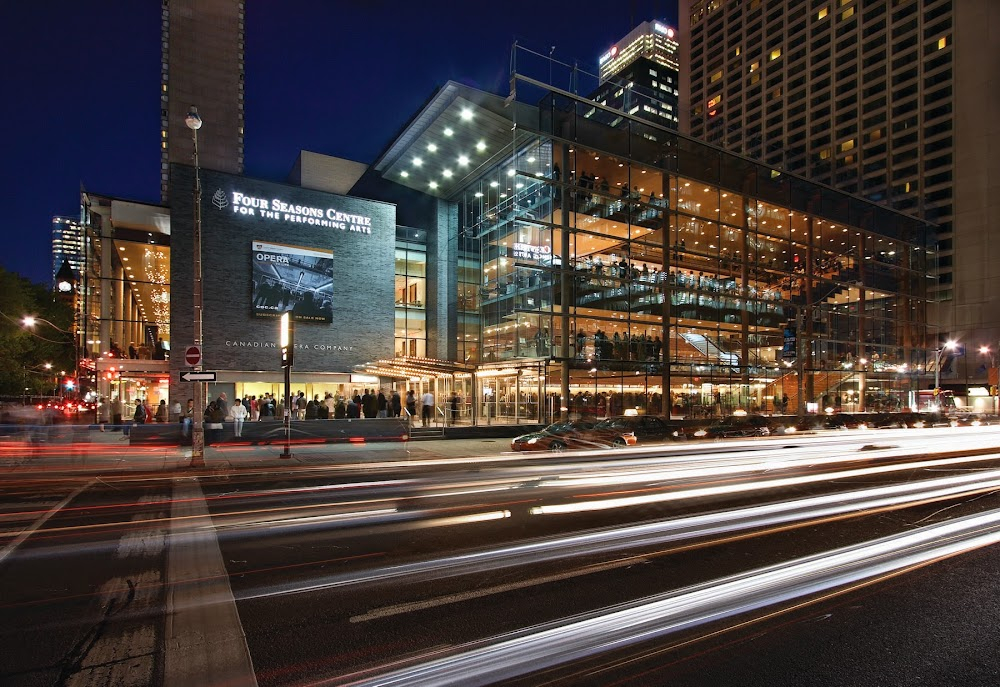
left=127, top=418, right=409, bottom=446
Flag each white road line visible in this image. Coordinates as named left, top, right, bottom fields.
left=0, top=481, right=91, bottom=567
left=164, top=478, right=258, bottom=687
left=350, top=556, right=648, bottom=623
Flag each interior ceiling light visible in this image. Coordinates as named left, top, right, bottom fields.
left=413, top=157, right=423, bottom=167
left=429, top=181, right=438, bottom=189
left=443, top=169, right=453, bottom=178
left=401, top=171, right=409, bottom=178
left=460, top=108, right=473, bottom=120
left=458, top=155, right=470, bottom=166
left=443, top=127, right=454, bottom=136
left=476, top=140, right=486, bottom=151
left=427, top=143, right=438, bottom=152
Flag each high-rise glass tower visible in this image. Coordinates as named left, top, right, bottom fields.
left=679, top=0, right=1000, bottom=389
left=51, top=216, right=85, bottom=289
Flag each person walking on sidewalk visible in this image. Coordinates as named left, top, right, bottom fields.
left=421, top=389, right=434, bottom=427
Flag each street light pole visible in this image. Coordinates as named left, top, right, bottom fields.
left=186, top=106, right=205, bottom=467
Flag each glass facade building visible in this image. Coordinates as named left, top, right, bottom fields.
left=375, top=52, right=936, bottom=424
left=71, top=50, right=939, bottom=427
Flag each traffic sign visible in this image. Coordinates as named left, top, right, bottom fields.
left=184, top=345, right=202, bottom=367
left=180, top=371, right=216, bottom=382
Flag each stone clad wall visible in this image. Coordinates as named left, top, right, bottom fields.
left=170, top=164, right=396, bottom=398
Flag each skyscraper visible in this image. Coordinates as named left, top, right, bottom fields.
left=598, top=20, right=680, bottom=81
left=679, top=0, right=1000, bottom=389
left=51, top=216, right=85, bottom=289
left=160, top=0, right=245, bottom=200
left=589, top=20, right=682, bottom=130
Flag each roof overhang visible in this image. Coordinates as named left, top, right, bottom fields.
left=373, top=81, right=537, bottom=200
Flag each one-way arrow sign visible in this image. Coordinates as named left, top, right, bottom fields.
left=180, top=371, right=217, bottom=382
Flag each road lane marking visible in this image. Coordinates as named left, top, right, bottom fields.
left=164, top=479, right=258, bottom=686
left=350, top=556, right=649, bottom=623
left=0, top=481, right=91, bottom=567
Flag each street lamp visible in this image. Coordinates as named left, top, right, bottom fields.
left=933, top=340, right=956, bottom=392
left=186, top=105, right=206, bottom=467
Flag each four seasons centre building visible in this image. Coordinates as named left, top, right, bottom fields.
left=83, top=51, right=941, bottom=425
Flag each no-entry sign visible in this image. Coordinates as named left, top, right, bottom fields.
left=184, top=345, right=202, bottom=367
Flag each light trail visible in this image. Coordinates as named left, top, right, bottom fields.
left=338, top=508, right=1000, bottom=686
left=239, top=465, right=1000, bottom=601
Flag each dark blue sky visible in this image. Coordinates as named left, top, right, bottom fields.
left=0, top=1, right=677, bottom=285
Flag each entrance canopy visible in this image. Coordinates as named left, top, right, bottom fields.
left=355, top=356, right=474, bottom=380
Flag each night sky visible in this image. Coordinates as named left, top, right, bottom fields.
left=0, top=1, right=678, bottom=285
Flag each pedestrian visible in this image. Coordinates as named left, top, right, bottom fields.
left=449, top=392, right=459, bottom=425
left=111, top=395, right=123, bottom=430
left=377, top=390, right=388, bottom=418
left=346, top=397, right=360, bottom=418
left=215, top=392, right=228, bottom=418
left=155, top=399, right=168, bottom=423
left=421, top=389, right=434, bottom=427
left=231, top=397, right=248, bottom=437
left=390, top=390, right=402, bottom=418
left=362, top=389, right=378, bottom=418
left=183, top=398, right=194, bottom=437
left=405, top=389, right=416, bottom=421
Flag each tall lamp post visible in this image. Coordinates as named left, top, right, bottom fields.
left=933, top=341, right=955, bottom=393
left=186, top=106, right=205, bottom=467
left=980, top=345, right=998, bottom=415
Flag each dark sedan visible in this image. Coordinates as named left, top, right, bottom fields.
left=703, top=414, right=773, bottom=438
left=511, top=420, right=637, bottom=452
left=593, top=415, right=685, bottom=443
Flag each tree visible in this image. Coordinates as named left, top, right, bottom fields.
left=0, top=268, right=75, bottom=396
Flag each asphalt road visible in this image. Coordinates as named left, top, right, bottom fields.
left=2, top=426, right=1000, bottom=686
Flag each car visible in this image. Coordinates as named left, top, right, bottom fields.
left=511, top=420, right=637, bottom=452
left=703, top=414, right=773, bottom=438
left=803, top=413, right=866, bottom=430
left=593, top=415, right=686, bottom=443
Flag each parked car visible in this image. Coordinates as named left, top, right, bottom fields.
left=593, top=415, right=685, bottom=443
left=802, top=413, right=866, bottom=430
left=703, top=414, right=773, bottom=438
left=871, top=411, right=952, bottom=428
left=511, top=420, right=637, bottom=452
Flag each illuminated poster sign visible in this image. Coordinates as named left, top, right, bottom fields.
left=512, top=242, right=552, bottom=261
left=251, top=241, right=334, bottom=323
left=217, top=190, right=373, bottom=234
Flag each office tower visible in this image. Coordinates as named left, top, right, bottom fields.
left=590, top=20, right=681, bottom=129
left=52, top=216, right=85, bottom=288
left=599, top=20, right=680, bottom=81
left=679, top=0, right=1000, bottom=388
left=160, top=0, right=245, bottom=200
